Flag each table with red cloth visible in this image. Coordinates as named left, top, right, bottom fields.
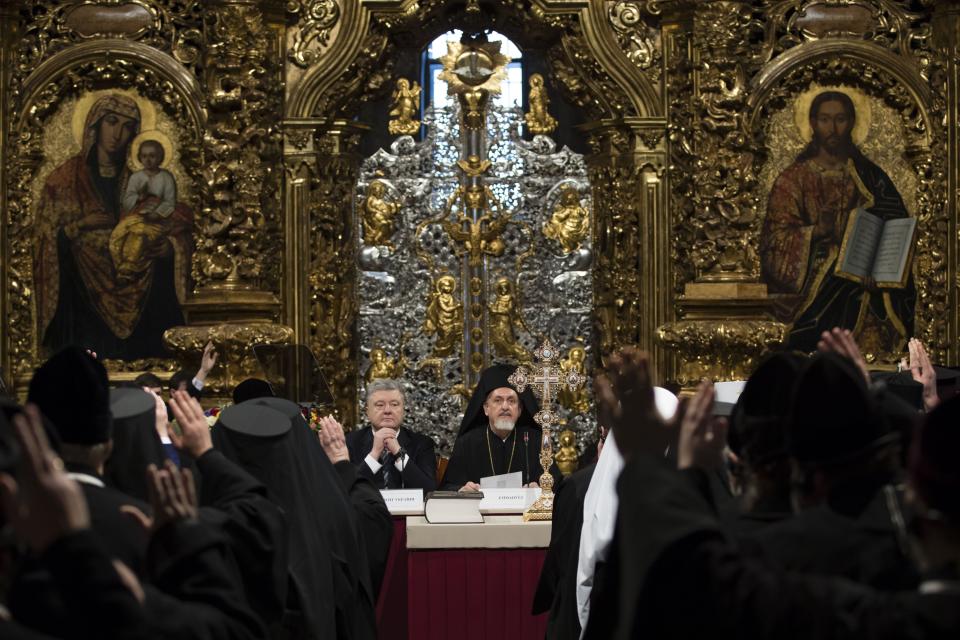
left=376, top=515, right=551, bottom=640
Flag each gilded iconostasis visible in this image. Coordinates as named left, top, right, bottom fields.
left=1, top=1, right=957, bottom=454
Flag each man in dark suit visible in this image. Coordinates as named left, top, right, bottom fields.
left=346, top=379, right=437, bottom=492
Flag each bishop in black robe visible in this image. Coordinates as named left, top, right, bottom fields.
left=441, top=364, right=560, bottom=491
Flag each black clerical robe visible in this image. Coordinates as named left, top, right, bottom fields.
left=749, top=484, right=920, bottom=591
left=332, top=460, right=393, bottom=598
left=532, top=463, right=595, bottom=640
left=586, top=455, right=960, bottom=640
left=441, top=424, right=560, bottom=490
left=65, top=463, right=150, bottom=576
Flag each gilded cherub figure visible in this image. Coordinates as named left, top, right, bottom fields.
left=364, top=347, right=406, bottom=383
left=361, top=179, right=400, bottom=248
left=554, top=429, right=579, bottom=477
left=524, top=74, right=558, bottom=135
left=388, top=78, right=421, bottom=136
left=423, top=274, right=463, bottom=358
left=543, top=186, right=589, bottom=253
left=488, top=277, right=529, bottom=362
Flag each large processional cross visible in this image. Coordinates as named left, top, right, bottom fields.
left=509, top=339, right=585, bottom=520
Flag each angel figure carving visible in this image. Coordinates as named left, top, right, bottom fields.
left=388, top=78, right=421, bottom=136
left=524, top=74, right=557, bottom=135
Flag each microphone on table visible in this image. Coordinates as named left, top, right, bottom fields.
left=523, top=431, right=530, bottom=486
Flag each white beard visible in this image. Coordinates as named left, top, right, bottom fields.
left=494, top=418, right=516, bottom=432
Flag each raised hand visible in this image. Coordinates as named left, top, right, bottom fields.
left=197, top=341, right=218, bottom=381
left=168, top=389, right=212, bottom=457
left=904, top=337, right=939, bottom=412
left=318, top=415, right=350, bottom=464
left=817, top=327, right=870, bottom=384
left=594, top=348, right=670, bottom=462
left=676, top=380, right=728, bottom=471
left=147, top=460, right=198, bottom=530
left=0, top=404, right=90, bottom=553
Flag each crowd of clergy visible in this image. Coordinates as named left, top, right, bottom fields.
left=0, top=324, right=958, bottom=638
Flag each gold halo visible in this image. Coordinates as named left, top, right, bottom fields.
left=793, top=85, right=871, bottom=146
left=71, top=89, right=156, bottom=148
left=128, top=130, right=174, bottom=171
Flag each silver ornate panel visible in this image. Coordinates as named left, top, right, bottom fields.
left=357, top=103, right=596, bottom=455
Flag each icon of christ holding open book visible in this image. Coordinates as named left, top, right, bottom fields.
left=760, top=89, right=916, bottom=356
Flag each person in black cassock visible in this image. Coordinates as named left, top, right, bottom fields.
left=442, top=364, right=560, bottom=491
left=532, top=461, right=596, bottom=640
left=723, top=351, right=805, bottom=537
left=345, top=379, right=437, bottom=491
left=212, top=399, right=378, bottom=640
left=587, top=348, right=960, bottom=640
left=103, top=386, right=176, bottom=502
left=251, top=395, right=392, bottom=599
left=24, top=347, right=150, bottom=576
left=748, top=351, right=920, bottom=591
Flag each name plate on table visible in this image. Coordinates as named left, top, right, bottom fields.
left=380, top=489, right=424, bottom=515
left=478, top=488, right=541, bottom=514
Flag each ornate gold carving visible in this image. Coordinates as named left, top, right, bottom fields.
left=198, top=1, right=282, bottom=292
left=543, top=185, right=590, bottom=253
left=287, top=0, right=342, bottom=68
left=440, top=187, right=511, bottom=268
left=555, top=429, right=579, bottom=476
left=306, top=29, right=394, bottom=118
left=360, top=179, right=400, bottom=248
left=524, top=73, right=558, bottom=135
left=758, top=1, right=933, bottom=68
left=163, top=323, right=295, bottom=395
left=364, top=346, right=406, bottom=383
left=609, top=1, right=663, bottom=76
left=387, top=77, right=420, bottom=136
left=488, top=277, right=530, bottom=362
left=687, top=1, right=764, bottom=281
left=655, top=320, right=787, bottom=385
left=557, top=345, right=590, bottom=415
left=423, top=274, right=463, bottom=358
left=308, top=121, right=365, bottom=427
left=17, top=1, right=204, bottom=76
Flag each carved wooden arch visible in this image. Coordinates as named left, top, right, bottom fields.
left=18, top=39, right=205, bottom=134
left=747, top=40, right=935, bottom=147
left=286, top=0, right=663, bottom=120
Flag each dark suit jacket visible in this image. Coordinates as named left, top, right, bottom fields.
left=345, top=426, right=437, bottom=492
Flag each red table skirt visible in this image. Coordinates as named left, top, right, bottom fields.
left=377, top=519, right=548, bottom=640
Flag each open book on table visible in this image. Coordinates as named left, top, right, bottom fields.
left=835, top=208, right=916, bottom=288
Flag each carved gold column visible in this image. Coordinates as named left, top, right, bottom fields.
left=933, top=1, right=960, bottom=361
left=657, top=0, right=784, bottom=385
left=165, top=0, right=290, bottom=394
left=309, top=120, right=368, bottom=427
left=584, top=119, right=671, bottom=379
left=0, top=2, right=20, bottom=388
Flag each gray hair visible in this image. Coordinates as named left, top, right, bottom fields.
left=365, top=378, right=406, bottom=403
